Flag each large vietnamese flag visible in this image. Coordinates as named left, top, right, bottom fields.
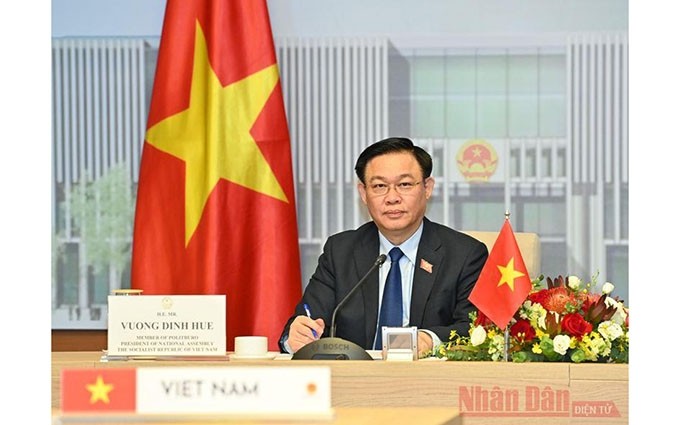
left=468, top=219, right=532, bottom=329
left=131, top=0, right=301, bottom=351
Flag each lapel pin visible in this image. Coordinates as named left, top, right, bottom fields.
left=420, top=259, right=433, bottom=274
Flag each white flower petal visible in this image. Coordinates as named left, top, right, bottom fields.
left=553, top=335, right=571, bottom=355
left=470, top=325, right=487, bottom=346
left=568, top=275, right=582, bottom=290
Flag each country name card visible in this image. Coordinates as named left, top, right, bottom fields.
left=60, top=366, right=332, bottom=420
left=107, top=295, right=226, bottom=357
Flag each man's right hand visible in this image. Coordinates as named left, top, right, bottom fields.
left=288, top=315, right=325, bottom=353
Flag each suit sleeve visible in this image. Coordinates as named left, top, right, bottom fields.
left=278, top=237, right=339, bottom=351
left=451, top=241, right=488, bottom=335
left=426, top=240, right=488, bottom=343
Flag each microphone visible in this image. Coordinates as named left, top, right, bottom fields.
left=292, top=253, right=387, bottom=360
left=330, top=253, right=387, bottom=337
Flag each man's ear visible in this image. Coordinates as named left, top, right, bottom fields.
left=424, top=176, right=435, bottom=200
left=357, top=182, right=368, bottom=205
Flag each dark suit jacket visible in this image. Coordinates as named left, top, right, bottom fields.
left=279, top=217, right=488, bottom=352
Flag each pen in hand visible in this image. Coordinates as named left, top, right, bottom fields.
left=303, top=303, right=319, bottom=339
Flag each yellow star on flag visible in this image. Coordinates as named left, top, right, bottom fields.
left=496, top=257, right=525, bottom=291
left=145, top=21, right=287, bottom=246
left=86, top=375, right=114, bottom=404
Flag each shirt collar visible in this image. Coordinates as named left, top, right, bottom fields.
left=378, top=221, right=424, bottom=264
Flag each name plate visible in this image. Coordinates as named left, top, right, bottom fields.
left=107, top=295, right=226, bottom=357
left=61, top=366, right=332, bottom=419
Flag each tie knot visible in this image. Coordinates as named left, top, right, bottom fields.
left=389, top=247, right=404, bottom=263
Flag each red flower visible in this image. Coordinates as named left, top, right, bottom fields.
left=528, top=289, right=550, bottom=307
left=578, top=292, right=600, bottom=313
left=561, top=313, right=593, bottom=340
left=543, top=287, right=576, bottom=314
left=475, top=310, right=495, bottom=328
left=510, top=319, right=536, bottom=343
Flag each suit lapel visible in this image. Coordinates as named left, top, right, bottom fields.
left=410, top=219, right=442, bottom=326
left=356, top=224, right=380, bottom=348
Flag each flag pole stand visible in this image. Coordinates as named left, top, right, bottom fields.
left=504, top=327, right=509, bottom=362
left=503, top=210, right=510, bottom=362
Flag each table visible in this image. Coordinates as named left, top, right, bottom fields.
left=52, top=352, right=628, bottom=424
left=52, top=407, right=461, bottom=424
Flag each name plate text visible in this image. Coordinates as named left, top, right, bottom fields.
left=107, top=295, right=226, bottom=357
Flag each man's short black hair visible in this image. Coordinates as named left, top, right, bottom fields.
left=354, top=137, right=433, bottom=184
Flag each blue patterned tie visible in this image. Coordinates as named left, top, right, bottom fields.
left=375, top=247, right=404, bottom=349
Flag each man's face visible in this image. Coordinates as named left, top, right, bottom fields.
left=358, top=151, right=434, bottom=245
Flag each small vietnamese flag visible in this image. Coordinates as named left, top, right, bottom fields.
left=61, top=369, right=137, bottom=413
left=468, top=219, right=532, bottom=329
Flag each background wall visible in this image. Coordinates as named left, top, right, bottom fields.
left=50, top=0, right=631, bottom=342
left=52, top=0, right=627, bottom=38
left=50, top=1, right=631, bottom=331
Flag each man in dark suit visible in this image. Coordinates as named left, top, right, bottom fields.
left=279, top=137, right=488, bottom=356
